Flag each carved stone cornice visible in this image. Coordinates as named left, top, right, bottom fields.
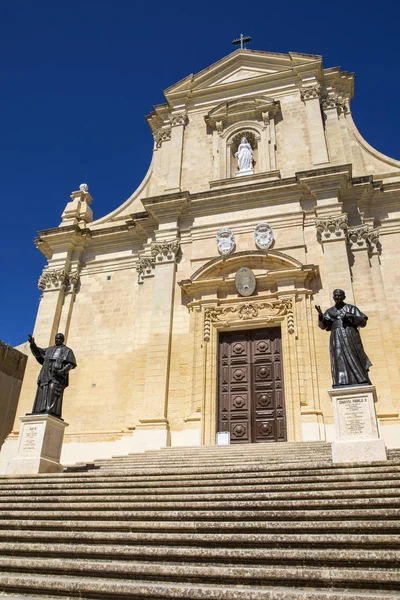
left=153, top=127, right=171, bottom=148
left=170, top=112, right=188, bottom=127
left=347, top=224, right=380, bottom=255
left=300, top=84, right=321, bottom=101
left=151, top=239, right=180, bottom=263
left=136, top=256, right=156, bottom=284
left=315, top=214, right=348, bottom=242
left=203, top=299, right=294, bottom=342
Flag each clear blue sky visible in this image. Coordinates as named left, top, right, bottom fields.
left=1, top=0, right=399, bottom=347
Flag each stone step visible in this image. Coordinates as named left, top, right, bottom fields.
left=0, top=495, right=398, bottom=512
left=93, top=455, right=332, bottom=470
left=121, top=442, right=332, bottom=456
left=2, top=460, right=397, bottom=482
left=0, top=442, right=398, bottom=599
left=0, top=573, right=399, bottom=600
left=0, top=530, right=398, bottom=548
left=0, top=507, right=398, bottom=521
left=0, top=557, right=398, bottom=590
left=0, top=478, right=398, bottom=497
left=2, top=469, right=400, bottom=491
left=0, top=519, right=398, bottom=533
left=0, top=542, right=399, bottom=565
left=1, top=486, right=398, bottom=504
left=92, top=455, right=333, bottom=468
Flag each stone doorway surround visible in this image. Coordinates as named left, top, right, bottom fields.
left=178, top=250, right=322, bottom=446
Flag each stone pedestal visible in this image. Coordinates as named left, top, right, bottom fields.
left=235, top=168, right=254, bottom=177
left=7, top=414, right=69, bottom=475
left=329, top=385, right=387, bottom=464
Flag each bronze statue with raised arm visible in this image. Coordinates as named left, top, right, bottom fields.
left=27, top=333, right=77, bottom=418
left=315, top=289, right=372, bottom=388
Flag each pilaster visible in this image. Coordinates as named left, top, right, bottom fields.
left=165, top=112, right=188, bottom=193
left=300, top=167, right=354, bottom=302
left=300, top=84, right=329, bottom=166
left=137, top=239, right=180, bottom=446
left=347, top=224, right=400, bottom=415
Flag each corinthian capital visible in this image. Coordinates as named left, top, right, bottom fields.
left=366, top=227, right=380, bottom=255
left=347, top=224, right=380, bottom=255
left=170, top=112, right=188, bottom=127
left=136, top=256, right=155, bottom=284
left=321, top=94, right=349, bottom=115
left=315, top=214, right=348, bottom=242
left=300, top=84, right=321, bottom=101
left=38, top=268, right=69, bottom=291
left=38, top=268, right=81, bottom=292
left=153, top=127, right=171, bottom=148
left=151, top=239, right=180, bottom=263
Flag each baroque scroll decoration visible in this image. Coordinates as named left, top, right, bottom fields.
left=151, top=239, right=180, bottom=263
left=203, top=299, right=294, bottom=342
left=315, top=214, right=348, bottom=242
left=38, top=268, right=80, bottom=292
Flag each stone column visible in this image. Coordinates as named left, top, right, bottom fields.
left=300, top=85, right=329, bottom=166
left=136, top=239, right=180, bottom=448
left=165, top=112, right=188, bottom=193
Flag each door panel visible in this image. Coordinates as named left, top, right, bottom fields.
left=218, top=328, right=287, bottom=443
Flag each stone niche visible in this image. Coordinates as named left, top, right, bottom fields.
left=205, top=96, right=281, bottom=180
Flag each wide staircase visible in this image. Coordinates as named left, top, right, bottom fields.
left=0, top=441, right=399, bottom=599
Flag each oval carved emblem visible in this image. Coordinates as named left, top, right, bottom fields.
left=235, top=267, right=256, bottom=297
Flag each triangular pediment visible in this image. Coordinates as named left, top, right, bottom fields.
left=209, top=66, right=277, bottom=86
left=164, top=49, right=322, bottom=97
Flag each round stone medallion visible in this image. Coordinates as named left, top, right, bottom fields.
left=235, top=267, right=256, bottom=297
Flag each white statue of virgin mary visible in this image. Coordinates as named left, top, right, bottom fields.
left=235, top=137, right=254, bottom=175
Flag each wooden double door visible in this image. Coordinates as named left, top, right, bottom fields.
left=218, top=328, right=287, bottom=443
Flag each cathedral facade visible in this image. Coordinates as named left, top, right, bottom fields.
left=2, top=49, right=400, bottom=466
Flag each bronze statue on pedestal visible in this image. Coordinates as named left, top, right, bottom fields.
left=27, top=333, right=77, bottom=419
left=315, top=289, right=372, bottom=388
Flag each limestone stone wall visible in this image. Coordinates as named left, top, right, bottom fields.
left=2, top=49, right=400, bottom=466
left=0, top=341, right=27, bottom=448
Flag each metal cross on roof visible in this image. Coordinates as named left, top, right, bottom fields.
left=232, top=34, right=252, bottom=49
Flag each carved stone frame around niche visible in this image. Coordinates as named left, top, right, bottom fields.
left=178, top=251, right=322, bottom=446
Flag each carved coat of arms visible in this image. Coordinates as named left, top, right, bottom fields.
left=254, top=223, right=274, bottom=250
left=216, top=228, right=235, bottom=256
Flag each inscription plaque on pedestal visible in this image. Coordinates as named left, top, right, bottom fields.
left=337, top=397, right=375, bottom=439
left=21, top=425, right=40, bottom=455
left=329, top=385, right=386, bottom=464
